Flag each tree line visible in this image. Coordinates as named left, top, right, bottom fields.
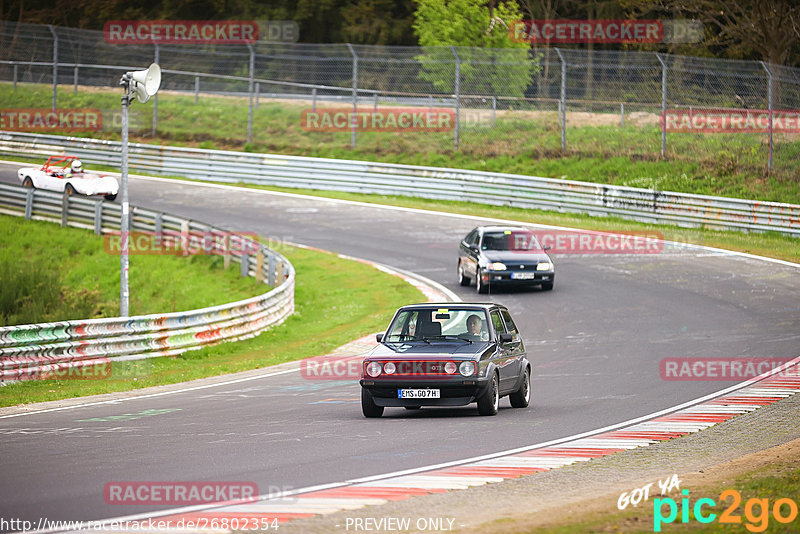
left=1, top=0, right=797, bottom=66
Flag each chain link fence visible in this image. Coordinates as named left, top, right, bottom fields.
left=1, top=21, right=798, bottom=181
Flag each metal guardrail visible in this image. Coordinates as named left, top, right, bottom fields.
left=0, top=181, right=295, bottom=382
left=1, top=131, right=798, bottom=236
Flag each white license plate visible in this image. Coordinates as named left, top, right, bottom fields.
left=511, top=272, right=537, bottom=280
left=398, top=389, right=440, bottom=399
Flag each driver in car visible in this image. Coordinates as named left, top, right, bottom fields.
left=459, top=314, right=486, bottom=341
left=66, top=159, right=84, bottom=178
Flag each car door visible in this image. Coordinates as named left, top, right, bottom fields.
left=460, top=229, right=480, bottom=278
left=500, top=308, right=525, bottom=379
left=490, top=309, right=516, bottom=392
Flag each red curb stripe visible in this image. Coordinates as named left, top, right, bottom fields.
left=519, top=448, right=624, bottom=457
left=600, top=431, right=689, bottom=440
left=299, top=487, right=439, bottom=500
left=427, top=467, right=548, bottom=477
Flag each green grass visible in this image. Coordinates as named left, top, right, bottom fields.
left=0, top=223, right=424, bottom=406
left=0, top=214, right=263, bottom=325
left=2, top=82, right=799, bottom=204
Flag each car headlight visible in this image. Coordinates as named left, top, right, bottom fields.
left=489, top=262, right=507, bottom=271
left=537, top=262, right=553, bottom=271
left=444, top=362, right=457, bottom=374
left=365, top=362, right=382, bottom=377
left=383, top=362, right=396, bottom=374
left=459, top=361, right=476, bottom=376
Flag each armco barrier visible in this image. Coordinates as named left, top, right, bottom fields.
left=0, top=182, right=295, bottom=382
left=1, top=131, right=798, bottom=236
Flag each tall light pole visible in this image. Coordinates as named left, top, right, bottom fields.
left=118, top=63, right=161, bottom=316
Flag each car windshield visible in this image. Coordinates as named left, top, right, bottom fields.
left=481, top=230, right=543, bottom=252
left=385, top=308, right=490, bottom=343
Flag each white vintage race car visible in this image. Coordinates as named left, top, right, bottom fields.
left=17, top=156, right=119, bottom=201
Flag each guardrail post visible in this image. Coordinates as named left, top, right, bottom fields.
left=61, top=191, right=68, bottom=227
left=48, top=25, right=58, bottom=111
left=656, top=53, right=667, bottom=157
left=450, top=45, right=461, bottom=151
left=267, top=253, right=276, bottom=286
left=154, top=212, right=162, bottom=247
left=24, top=188, right=33, bottom=220
left=194, top=76, right=200, bottom=103
left=346, top=43, right=358, bottom=149
left=94, top=201, right=103, bottom=234
left=223, top=234, right=231, bottom=269
left=256, top=248, right=264, bottom=282
left=240, top=251, right=249, bottom=277
left=247, top=44, right=255, bottom=145
left=73, top=65, right=78, bottom=93
left=152, top=44, right=159, bottom=137
left=277, top=259, right=284, bottom=283
left=555, top=48, right=566, bottom=151
left=760, top=61, right=774, bottom=171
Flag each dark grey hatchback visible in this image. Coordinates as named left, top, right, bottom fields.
left=360, top=303, right=531, bottom=417
left=458, top=226, right=555, bottom=293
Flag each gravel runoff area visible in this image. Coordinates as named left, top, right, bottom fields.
left=278, top=390, right=800, bottom=534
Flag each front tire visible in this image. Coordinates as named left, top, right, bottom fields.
left=476, top=268, right=489, bottom=294
left=458, top=262, right=470, bottom=287
left=477, top=373, right=499, bottom=416
left=509, top=367, right=531, bottom=408
left=105, top=194, right=117, bottom=201
left=361, top=388, right=384, bottom=418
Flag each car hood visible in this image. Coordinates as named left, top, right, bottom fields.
left=481, top=250, right=551, bottom=263
left=367, top=341, right=493, bottom=359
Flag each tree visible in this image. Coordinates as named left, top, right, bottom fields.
left=621, top=0, right=800, bottom=66
left=413, top=0, right=540, bottom=98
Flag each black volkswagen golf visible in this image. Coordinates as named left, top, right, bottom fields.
left=360, top=303, right=531, bottom=417
left=458, top=226, right=555, bottom=293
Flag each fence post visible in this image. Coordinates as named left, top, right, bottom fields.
left=268, top=253, right=276, bottom=286
left=73, top=65, right=78, bottom=93
left=373, top=91, right=378, bottom=112
left=555, top=48, right=566, bottom=151
left=13, top=63, right=18, bottom=90
left=620, top=102, right=624, bottom=127
left=760, top=61, right=774, bottom=171
left=194, top=76, right=200, bottom=103
left=656, top=53, right=667, bottom=157
left=256, top=248, right=264, bottom=282
left=61, top=191, right=69, bottom=227
left=240, top=251, right=249, bottom=277
left=247, top=44, right=255, bottom=144
left=346, top=43, right=358, bottom=149
left=492, top=96, right=496, bottom=126
left=312, top=87, right=317, bottom=112
left=450, top=45, right=461, bottom=151
left=48, top=25, right=58, bottom=111
left=152, top=44, right=159, bottom=137
left=256, top=82, right=260, bottom=109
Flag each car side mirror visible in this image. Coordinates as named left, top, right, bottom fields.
left=376, top=333, right=384, bottom=343
left=499, top=333, right=513, bottom=343
left=543, top=245, right=551, bottom=251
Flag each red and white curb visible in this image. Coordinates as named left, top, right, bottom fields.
left=71, top=370, right=800, bottom=532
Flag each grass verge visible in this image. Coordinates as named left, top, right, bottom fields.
left=2, top=83, right=799, bottom=203
left=0, top=228, right=424, bottom=407
left=0, top=214, right=262, bottom=325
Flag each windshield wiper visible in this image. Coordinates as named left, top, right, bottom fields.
left=424, top=335, right=472, bottom=344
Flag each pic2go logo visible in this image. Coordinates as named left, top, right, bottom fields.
left=654, top=489, right=800, bottom=532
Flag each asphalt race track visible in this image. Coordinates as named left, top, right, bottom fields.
left=1, top=162, right=799, bottom=525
